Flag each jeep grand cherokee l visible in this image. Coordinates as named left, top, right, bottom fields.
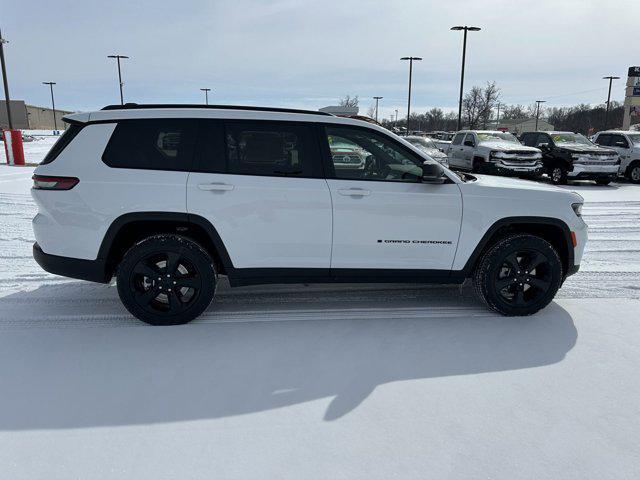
left=31, top=104, right=586, bottom=325
left=520, top=131, right=620, bottom=185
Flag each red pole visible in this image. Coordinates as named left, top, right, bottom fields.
left=2, top=129, right=25, bottom=165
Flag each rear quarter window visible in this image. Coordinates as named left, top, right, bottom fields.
left=40, top=124, right=84, bottom=165
left=102, top=119, right=197, bottom=171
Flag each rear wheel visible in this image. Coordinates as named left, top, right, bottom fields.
left=116, top=234, right=216, bottom=325
left=473, top=234, right=563, bottom=316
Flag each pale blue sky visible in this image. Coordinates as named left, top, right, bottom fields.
left=2, top=0, right=638, bottom=119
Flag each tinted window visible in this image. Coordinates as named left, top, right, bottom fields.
left=324, top=126, right=424, bottom=182
left=534, top=133, right=551, bottom=147
left=595, top=134, right=611, bottom=146
left=610, top=134, right=629, bottom=148
left=103, top=119, right=197, bottom=171
left=225, top=122, right=319, bottom=177
left=520, top=133, right=536, bottom=147
left=41, top=124, right=83, bottom=165
left=193, top=120, right=226, bottom=173
left=452, top=132, right=465, bottom=145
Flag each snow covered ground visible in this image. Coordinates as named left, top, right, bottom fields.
left=1, top=154, right=640, bottom=478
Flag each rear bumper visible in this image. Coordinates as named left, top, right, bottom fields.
left=33, top=243, right=110, bottom=283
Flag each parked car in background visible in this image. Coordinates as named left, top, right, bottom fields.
left=448, top=130, right=543, bottom=179
left=404, top=135, right=449, bottom=167
left=520, top=131, right=620, bottom=185
left=329, top=136, right=368, bottom=171
left=426, top=131, right=455, bottom=152
left=592, top=130, right=640, bottom=183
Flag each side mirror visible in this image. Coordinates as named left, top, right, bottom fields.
left=463, top=140, right=475, bottom=147
left=538, top=143, right=550, bottom=150
left=422, top=162, right=446, bottom=184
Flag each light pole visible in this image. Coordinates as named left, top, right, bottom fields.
left=373, top=96, right=383, bottom=122
left=42, top=82, right=57, bottom=132
left=200, top=88, right=211, bottom=105
left=451, top=25, right=481, bottom=131
left=602, top=76, right=620, bottom=130
left=400, top=56, right=422, bottom=133
left=495, top=102, right=501, bottom=129
left=395, top=109, right=399, bottom=125
left=535, top=100, right=546, bottom=131
left=107, top=54, right=129, bottom=105
left=0, top=28, right=13, bottom=129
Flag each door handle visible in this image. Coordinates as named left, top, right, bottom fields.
left=198, top=182, right=234, bottom=191
left=337, top=188, right=371, bottom=196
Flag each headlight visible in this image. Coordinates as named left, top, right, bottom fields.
left=571, top=203, right=583, bottom=217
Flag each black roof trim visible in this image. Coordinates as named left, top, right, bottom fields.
left=101, top=103, right=333, bottom=116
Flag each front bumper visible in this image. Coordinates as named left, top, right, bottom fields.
left=33, top=243, right=110, bottom=283
left=568, top=163, right=619, bottom=180
left=483, top=161, right=544, bottom=177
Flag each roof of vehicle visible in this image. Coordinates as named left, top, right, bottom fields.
left=62, top=103, right=391, bottom=131
left=595, top=130, right=637, bottom=135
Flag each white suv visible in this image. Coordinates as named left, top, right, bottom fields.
left=31, top=104, right=587, bottom=325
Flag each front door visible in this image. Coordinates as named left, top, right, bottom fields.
left=187, top=120, right=332, bottom=270
left=321, top=125, right=463, bottom=271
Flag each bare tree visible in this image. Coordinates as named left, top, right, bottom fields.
left=462, top=82, right=500, bottom=129
left=501, top=104, right=528, bottom=121
left=339, top=95, right=359, bottom=108
left=366, top=104, right=376, bottom=118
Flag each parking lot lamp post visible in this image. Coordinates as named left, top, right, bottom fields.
left=42, top=82, right=57, bottom=132
left=373, top=96, right=383, bottom=122
left=401, top=57, right=422, bottom=133
left=602, top=76, right=620, bottom=130
left=107, top=55, right=129, bottom=105
left=200, top=88, right=211, bottom=105
left=535, top=100, right=546, bottom=131
left=451, top=26, right=481, bottom=131
left=495, top=102, right=501, bottom=128
left=0, top=28, right=13, bottom=129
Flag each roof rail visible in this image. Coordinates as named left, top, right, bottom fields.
left=100, top=103, right=333, bottom=116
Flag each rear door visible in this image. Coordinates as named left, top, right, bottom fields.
left=461, top=133, right=476, bottom=169
left=187, top=120, right=332, bottom=269
left=320, top=124, right=462, bottom=271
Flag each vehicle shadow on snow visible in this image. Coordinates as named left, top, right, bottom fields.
left=0, top=281, right=577, bottom=430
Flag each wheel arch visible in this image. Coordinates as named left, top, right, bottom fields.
left=98, top=212, right=235, bottom=279
left=460, top=217, right=574, bottom=278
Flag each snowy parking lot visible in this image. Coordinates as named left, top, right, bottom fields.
left=1, top=145, right=639, bottom=478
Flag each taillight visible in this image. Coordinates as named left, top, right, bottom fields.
left=32, top=175, right=79, bottom=190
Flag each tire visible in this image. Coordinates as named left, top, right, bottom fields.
left=627, top=163, right=640, bottom=184
left=550, top=165, right=567, bottom=185
left=473, top=233, right=563, bottom=316
left=116, top=234, right=216, bottom=325
left=595, top=179, right=611, bottom=186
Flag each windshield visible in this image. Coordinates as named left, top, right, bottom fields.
left=406, top=137, right=437, bottom=150
left=627, top=134, right=640, bottom=145
left=477, top=132, right=520, bottom=144
left=551, top=133, right=592, bottom=145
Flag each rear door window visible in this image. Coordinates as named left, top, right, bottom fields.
left=102, top=119, right=197, bottom=171
left=224, top=121, right=321, bottom=178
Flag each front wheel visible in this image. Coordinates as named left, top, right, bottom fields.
left=473, top=234, right=563, bottom=316
left=117, top=234, right=216, bottom=325
left=550, top=166, right=567, bottom=185
left=627, top=163, right=640, bottom=184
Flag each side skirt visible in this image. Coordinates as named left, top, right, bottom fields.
left=227, top=268, right=466, bottom=287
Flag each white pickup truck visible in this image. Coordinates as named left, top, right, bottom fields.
left=592, top=130, right=640, bottom=183
left=447, top=130, right=544, bottom=179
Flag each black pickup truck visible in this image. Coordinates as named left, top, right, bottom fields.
left=520, top=131, right=620, bottom=185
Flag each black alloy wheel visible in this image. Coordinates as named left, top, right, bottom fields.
left=117, top=235, right=216, bottom=325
